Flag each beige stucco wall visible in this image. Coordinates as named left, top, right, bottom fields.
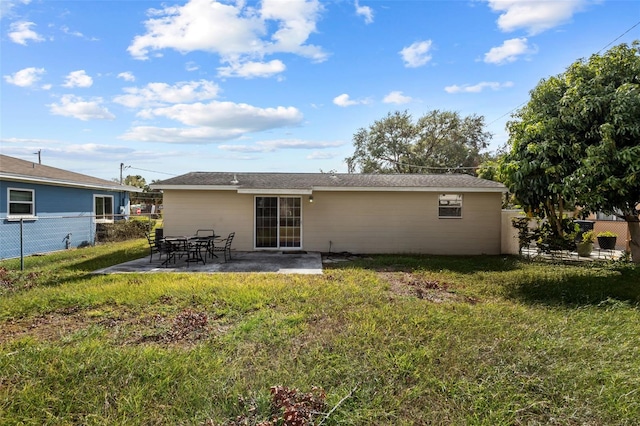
left=501, top=209, right=524, bottom=255
left=161, top=189, right=503, bottom=255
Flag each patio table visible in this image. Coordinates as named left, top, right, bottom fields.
left=162, top=235, right=219, bottom=266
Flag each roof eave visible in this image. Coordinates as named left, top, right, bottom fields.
left=152, top=184, right=506, bottom=193
left=1, top=173, right=143, bottom=192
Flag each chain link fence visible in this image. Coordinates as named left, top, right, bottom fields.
left=592, top=219, right=630, bottom=251
left=0, top=214, right=158, bottom=267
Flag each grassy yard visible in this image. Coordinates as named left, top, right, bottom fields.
left=1, top=241, right=639, bottom=425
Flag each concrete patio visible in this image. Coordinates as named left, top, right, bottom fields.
left=92, top=251, right=324, bottom=275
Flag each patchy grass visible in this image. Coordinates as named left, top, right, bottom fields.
left=1, top=243, right=639, bottom=425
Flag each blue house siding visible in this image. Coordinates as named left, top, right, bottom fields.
left=0, top=180, right=130, bottom=260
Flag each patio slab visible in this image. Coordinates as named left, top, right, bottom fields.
left=92, top=251, right=323, bottom=275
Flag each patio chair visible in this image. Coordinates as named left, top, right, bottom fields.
left=160, top=238, right=188, bottom=267
left=195, top=229, right=216, bottom=259
left=145, top=231, right=163, bottom=263
left=196, top=229, right=215, bottom=237
left=212, top=232, right=235, bottom=262
left=185, top=238, right=208, bottom=266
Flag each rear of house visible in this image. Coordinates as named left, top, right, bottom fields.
left=0, top=154, right=140, bottom=260
left=153, top=172, right=506, bottom=255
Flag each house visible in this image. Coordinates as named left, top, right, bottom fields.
left=0, top=154, right=141, bottom=260
left=152, top=172, right=507, bottom=255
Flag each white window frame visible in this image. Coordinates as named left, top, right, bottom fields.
left=438, top=194, right=462, bottom=219
left=94, top=194, right=114, bottom=223
left=7, top=187, right=36, bottom=220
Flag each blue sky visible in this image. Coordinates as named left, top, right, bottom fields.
left=1, top=0, right=639, bottom=182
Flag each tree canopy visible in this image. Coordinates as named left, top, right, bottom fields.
left=500, top=41, right=640, bottom=261
left=345, top=110, right=492, bottom=174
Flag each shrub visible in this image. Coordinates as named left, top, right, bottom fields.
left=581, top=230, right=595, bottom=243
left=96, top=219, right=154, bottom=243
left=597, top=231, right=618, bottom=238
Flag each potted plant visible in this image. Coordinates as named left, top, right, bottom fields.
left=577, top=230, right=595, bottom=257
left=597, top=231, right=618, bottom=250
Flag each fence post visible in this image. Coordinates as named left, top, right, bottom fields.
left=20, top=218, right=24, bottom=271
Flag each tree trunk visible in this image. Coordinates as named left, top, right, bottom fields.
left=625, top=216, right=640, bottom=263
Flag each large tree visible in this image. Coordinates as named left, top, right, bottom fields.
left=345, top=110, right=491, bottom=173
left=501, top=41, right=640, bottom=261
left=500, top=74, right=577, bottom=238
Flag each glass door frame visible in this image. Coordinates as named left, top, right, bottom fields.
left=254, top=196, right=303, bottom=250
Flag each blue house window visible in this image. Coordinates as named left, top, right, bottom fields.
left=8, top=188, right=35, bottom=218
left=94, top=195, right=114, bottom=222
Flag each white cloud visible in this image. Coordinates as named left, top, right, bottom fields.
left=260, top=0, right=325, bottom=59
left=62, top=70, right=93, bottom=88
left=444, top=81, right=514, bottom=94
left=486, top=0, right=590, bottom=35
left=8, top=21, right=44, bottom=45
left=333, top=93, right=370, bottom=107
left=60, top=26, right=84, bottom=38
left=117, top=71, right=135, bottom=82
left=120, top=126, right=245, bottom=144
left=3, top=67, right=45, bottom=87
left=220, top=139, right=343, bottom=152
left=399, top=40, right=433, bottom=68
left=113, top=80, right=220, bottom=108
left=355, top=0, right=374, bottom=24
left=48, top=95, right=115, bottom=121
left=484, top=37, right=536, bottom=64
left=307, top=151, right=335, bottom=160
left=217, top=59, right=286, bottom=78
left=142, top=101, right=302, bottom=128
left=383, top=91, right=412, bottom=104
left=185, top=61, right=199, bottom=72
left=127, top=0, right=327, bottom=73
left=121, top=101, right=304, bottom=144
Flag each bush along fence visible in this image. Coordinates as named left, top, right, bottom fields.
left=0, top=213, right=158, bottom=268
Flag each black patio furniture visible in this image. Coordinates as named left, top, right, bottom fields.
left=160, top=237, right=188, bottom=267
left=145, top=230, right=164, bottom=263
left=195, top=229, right=219, bottom=259
left=212, top=232, right=235, bottom=262
left=196, top=229, right=215, bottom=237
left=185, top=237, right=208, bottom=266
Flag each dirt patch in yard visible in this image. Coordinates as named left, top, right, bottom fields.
left=0, top=307, right=229, bottom=347
left=381, top=271, right=478, bottom=304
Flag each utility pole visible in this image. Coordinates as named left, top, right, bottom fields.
left=34, top=150, right=41, bottom=164
left=120, top=163, right=130, bottom=184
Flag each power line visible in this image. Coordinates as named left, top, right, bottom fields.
left=486, top=20, right=640, bottom=129
left=598, top=19, right=640, bottom=54
left=388, top=159, right=480, bottom=172
left=127, top=166, right=178, bottom=177
left=486, top=102, right=526, bottom=127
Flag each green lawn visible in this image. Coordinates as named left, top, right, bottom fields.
left=1, top=241, right=639, bottom=425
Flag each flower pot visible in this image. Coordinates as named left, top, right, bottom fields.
left=577, top=241, right=593, bottom=257
left=597, top=236, right=617, bottom=250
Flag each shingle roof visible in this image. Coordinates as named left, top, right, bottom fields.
left=0, top=154, right=141, bottom=192
left=153, top=171, right=506, bottom=192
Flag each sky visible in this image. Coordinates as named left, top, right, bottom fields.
left=1, top=0, right=639, bottom=182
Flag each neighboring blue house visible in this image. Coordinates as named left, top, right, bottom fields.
left=0, top=154, right=141, bottom=260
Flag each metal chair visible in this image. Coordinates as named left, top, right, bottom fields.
left=196, top=229, right=216, bottom=259
left=145, top=231, right=163, bottom=263
left=212, top=232, right=235, bottom=262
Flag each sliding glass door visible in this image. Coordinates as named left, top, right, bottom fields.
left=255, top=197, right=301, bottom=249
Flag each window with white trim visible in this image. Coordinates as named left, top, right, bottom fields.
left=8, top=188, right=35, bottom=217
left=94, top=195, right=114, bottom=222
left=438, top=194, right=462, bottom=218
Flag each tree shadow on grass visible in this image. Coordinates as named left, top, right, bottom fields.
left=326, top=253, right=640, bottom=308
left=65, top=246, right=148, bottom=273
left=501, top=264, right=640, bottom=307
left=324, top=253, right=523, bottom=274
